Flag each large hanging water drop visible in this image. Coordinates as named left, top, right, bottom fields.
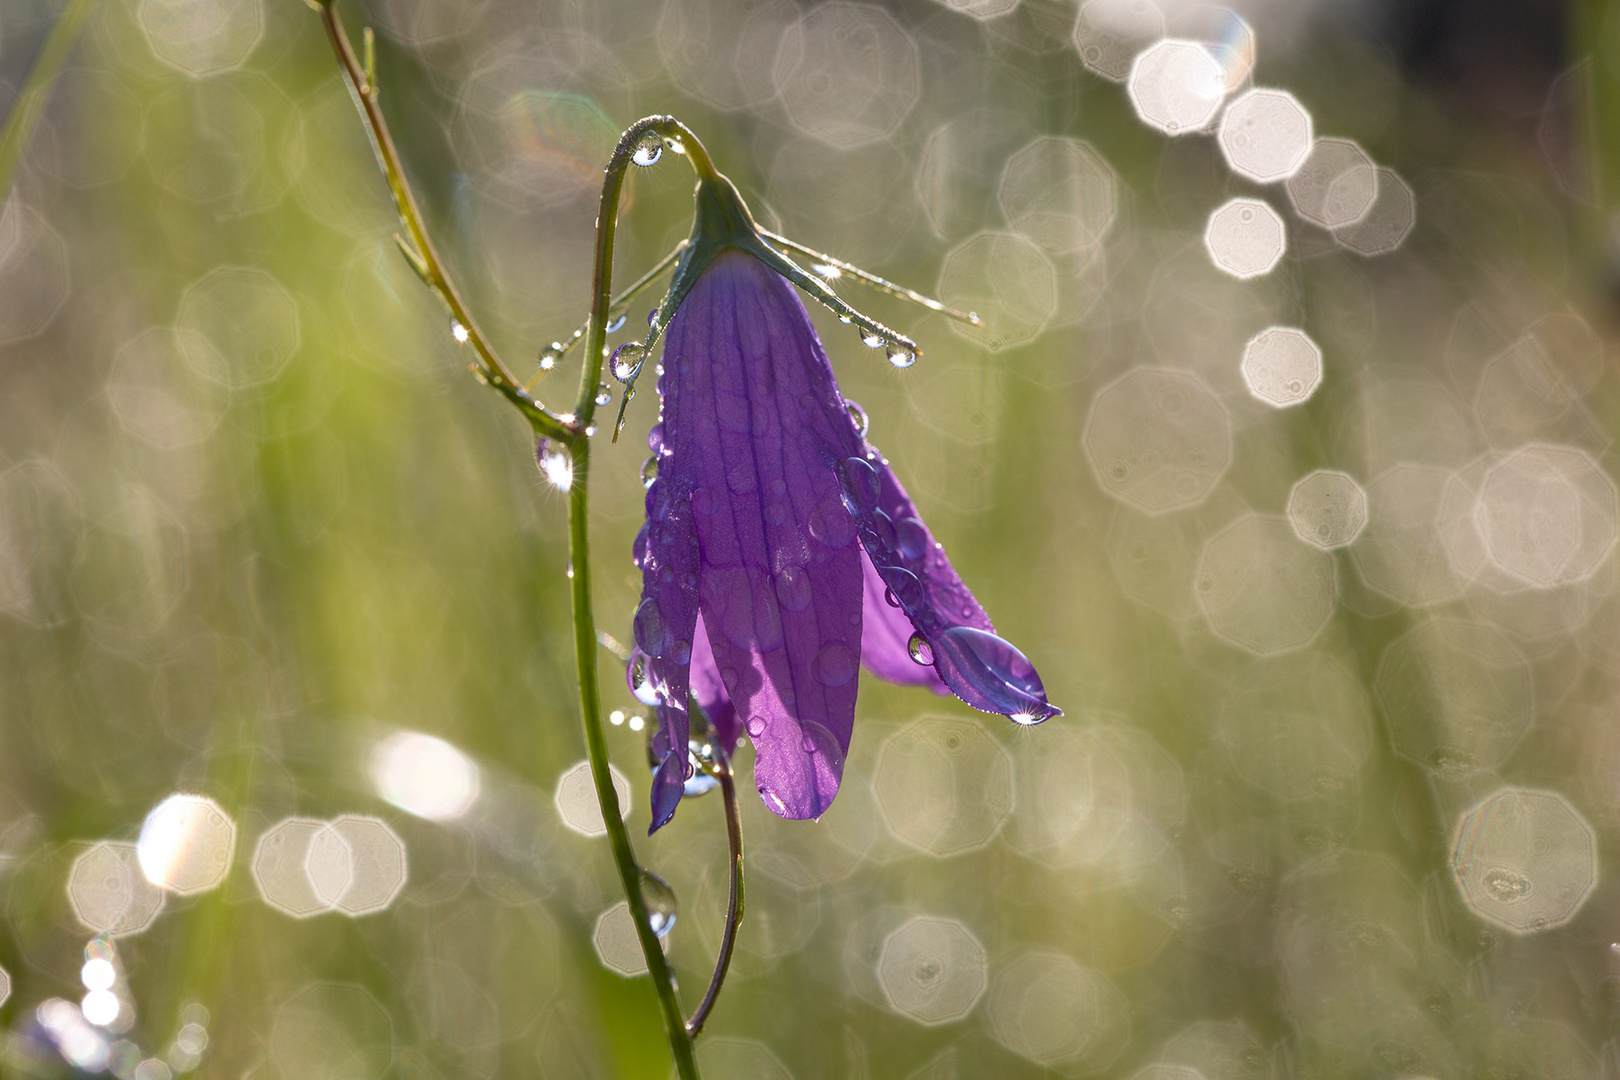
left=611, top=342, right=647, bottom=383
left=632, top=131, right=664, bottom=167
left=639, top=869, right=678, bottom=938
left=861, top=331, right=885, bottom=349
left=886, top=342, right=916, bottom=369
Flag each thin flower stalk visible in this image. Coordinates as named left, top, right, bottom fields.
left=315, top=7, right=701, bottom=1075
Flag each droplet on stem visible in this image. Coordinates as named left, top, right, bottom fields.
left=639, top=868, right=678, bottom=938
left=632, top=131, right=664, bottom=167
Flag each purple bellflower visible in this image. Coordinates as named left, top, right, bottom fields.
left=624, top=170, right=1060, bottom=833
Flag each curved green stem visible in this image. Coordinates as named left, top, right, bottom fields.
left=0, top=0, right=97, bottom=204
left=686, top=757, right=744, bottom=1037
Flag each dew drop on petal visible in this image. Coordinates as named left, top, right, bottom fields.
left=633, top=598, right=665, bottom=656
left=908, top=632, right=934, bottom=666
left=746, top=715, right=768, bottom=738
left=813, top=642, right=859, bottom=687
left=846, top=399, right=870, bottom=438
left=640, top=456, right=659, bottom=489
left=774, top=566, right=813, bottom=612
left=838, top=456, right=882, bottom=513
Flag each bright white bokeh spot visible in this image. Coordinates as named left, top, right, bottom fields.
left=1451, top=787, right=1597, bottom=934
left=1084, top=367, right=1231, bottom=514
left=1288, top=471, right=1368, bottom=549
left=1333, top=167, right=1415, bottom=255
left=997, top=136, right=1118, bottom=256
left=872, top=717, right=1013, bottom=856
left=877, top=916, right=987, bottom=1025
left=554, top=761, right=631, bottom=836
left=137, top=794, right=235, bottom=895
left=326, top=815, right=407, bottom=915
left=81, top=990, right=120, bottom=1028
left=81, top=958, right=116, bottom=992
left=252, top=818, right=329, bottom=918
left=1127, top=39, right=1226, bottom=135
left=1196, top=514, right=1336, bottom=655
left=1204, top=199, right=1286, bottom=279
left=1073, top=0, right=1165, bottom=82
left=987, top=952, right=1130, bottom=1070
left=1241, top=327, right=1322, bottom=407
left=1287, top=138, right=1377, bottom=229
left=1219, top=89, right=1313, bottom=183
left=368, top=730, right=480, bottom=821
left=68, top=842, right=166, bottom=937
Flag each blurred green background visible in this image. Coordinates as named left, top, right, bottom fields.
left=3, top=0, right=1620, bottom=1076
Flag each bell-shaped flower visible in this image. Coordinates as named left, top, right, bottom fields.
left=626, top=169, right=1059, bottom=833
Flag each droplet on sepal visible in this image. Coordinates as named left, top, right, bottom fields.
left=638, top=869, right=678, bottom=938
left=612, top=342, right=647, bottom=383
left=632, top=131, right=664, bottom=167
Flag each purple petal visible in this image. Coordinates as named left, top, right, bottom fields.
left=689, top=612, right=740, bottom=752
left=635, top=466, right=703, bottom=834
left=839, top=450, right=1061, bottom=722
left=860, top=548, right=949, bottom=693
left=660, top=251, right=863, bottom=820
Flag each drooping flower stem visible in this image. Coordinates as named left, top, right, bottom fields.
left=686, top=757, right=744, bottom=1037
left=316, top=8, right=705, bottom=1072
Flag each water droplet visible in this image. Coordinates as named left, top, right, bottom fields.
left=595, top=383, right=612, bottom=407
left=884, top=587, right=900, bottom=608
left=838, top=314, right=853, bottom=324
left=539, top=342, right=562, bottom=370
left=606, top=312, right=628, bottom=334
left=894, top=516, right=928, bottom=563
left=634, top=597, right=665, bottom=656
left=933, top=625, right=1054, bottom=720
left=632, top=131, right=664, bottom=167
left=837, top=456, right=881, bottom=513
left=449, top=317, right=469, bottom=344
left=813, top=642, right=858, bottom=687
left=845, top=400, right=870, bottom=439
left=611, top=342, right=646, bottom=383
left=640, top=456, right=659, bottom=488
left=629, top=652, right=659, bottom=706
left=773, top=567, right=812, bottom=612
left=746, top=715, right=767, bottom=738
left=861, top=331, right=885, bottom=349
left=691, top=487, right=717, bottom=515
left=536, top=440, right=573, bottom=491
left=671, top=639, right=692, bottom=665
left=639, top=869, right=678, bottom=938
left=908, top=632, right=934, bottom=666
left=886, top=343, right=916, bottom=369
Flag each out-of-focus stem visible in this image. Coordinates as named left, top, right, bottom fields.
left=686, top=758, right=744, bottom=1037
left=0, top=0, right=97, bottom=204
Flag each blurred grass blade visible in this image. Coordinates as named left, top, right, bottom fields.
left=0, top=0, right=98, bottom=203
